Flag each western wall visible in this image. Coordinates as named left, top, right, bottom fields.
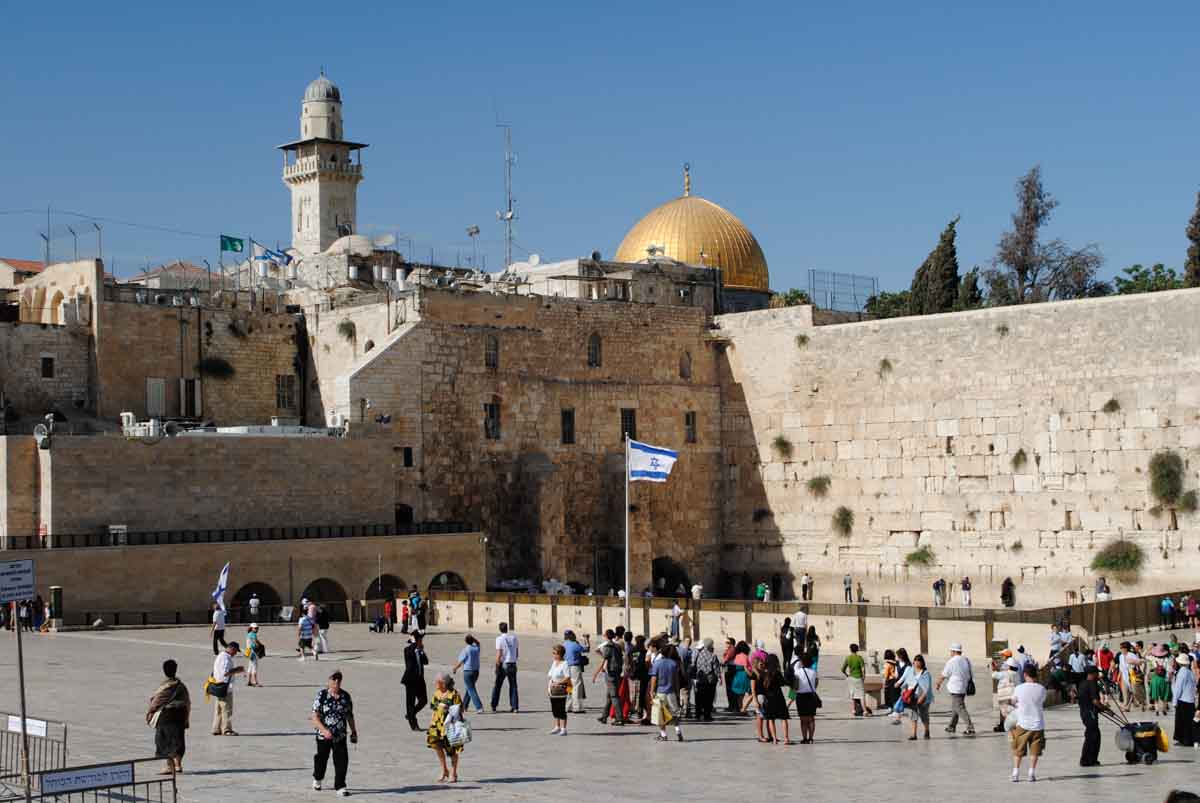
left=715, top=288, right=1200, bottom=607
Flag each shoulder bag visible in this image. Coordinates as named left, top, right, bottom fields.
left=801, top=668, right=822, bottom=709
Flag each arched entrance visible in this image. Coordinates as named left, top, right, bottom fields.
left=230, top=582, right=282, bottom=624
left=365, top=573, right=405, bottom=600
left=428, top=571, right=468, bottom=592
left=651, top=556, right=691, bottom=598
left=49, top=291, right=64, bottom=324
left=301, top=578, right=350, bottom=621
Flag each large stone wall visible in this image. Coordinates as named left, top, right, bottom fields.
left=31, top=434, right=393, bottom=535
left=716, top=289, right=1200, bottom=606
left=343, top=290, right=724, bottom=589
left=0, top=321, right=91, bottom=416
left=93, top=300, right=301, bottom=424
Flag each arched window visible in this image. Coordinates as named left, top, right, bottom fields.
left=484, top=334, right=499, bottom=369
left=587, top=333, right=602, bottom=368
left=484, top=395, right=501, bottom=440
left=679, top=351, right=692, bottom=380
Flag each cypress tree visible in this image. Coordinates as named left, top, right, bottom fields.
left=1186, top=190, right=1200, bottom=288
left=910, top=217, right=961, bottom=314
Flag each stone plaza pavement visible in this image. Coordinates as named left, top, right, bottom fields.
left=1, top=623, right=1196, bottom=802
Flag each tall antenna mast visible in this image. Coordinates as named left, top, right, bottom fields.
left=496, top=123, right=516, bottom=270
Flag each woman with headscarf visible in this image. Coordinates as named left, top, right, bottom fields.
left=147, top=659, right=191, bottom=775
left=427, top=673, right=465, bottom=783
left=780, top=617, right=794, bottom=668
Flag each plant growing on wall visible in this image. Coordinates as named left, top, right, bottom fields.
left=1011, top=448, right=1028, bottom=471
left=1102, top=398, right=1121, bottom=413
left=794, top=334, right=809, bottom=348
left=1149, top=450, right=1184, bottom=506
left=878, top=358, right=893, bottom=378
left=772, top=434, right=793, bottom=460
left=1090, top=538, right=1145, bottom=580
left=832, top=506, right=854, bottom=537
left=905, top=544, right=935, bottom=566
left=337, top=319, right=357, bottom=342
left=196, top=356, right=235, bottom=379
left=1010, top=539, right=1024, bottom=552
left=807, top=475, right=831, bottom=497
left=996, top=323, right=1010, bottom=337
left=1180, top=490, right=1198, bottom=514
left=752, top=508, right=773, bottom=523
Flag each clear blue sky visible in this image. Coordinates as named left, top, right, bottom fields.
left=2, top=1, right=1197, bottom=291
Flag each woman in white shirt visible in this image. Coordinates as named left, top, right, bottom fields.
left=547, top=644, right=571, bottom=736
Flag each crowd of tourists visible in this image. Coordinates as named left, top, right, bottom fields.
left=142, top=599, right=1200, bottom=796
left=1, top=596, right=49, bottom=632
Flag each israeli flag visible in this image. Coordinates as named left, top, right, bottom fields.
left=211, top=562, right=231, bottom=611
left=628, top=439, right=678, bottom=483
left=252, top=242, right=292, bottom=266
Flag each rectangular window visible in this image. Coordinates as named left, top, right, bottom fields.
left=275, top=374, right=297, bottom=410
left=620, top=408, right=637, bottom=442
left=561, top=409, right=575, bottom=445
left=40, top=357, right=54, bottom=379
left=484, top=401, right=501, bottom=440
left=685, top=411, right=697, bottom=444
left=403, top=447, right=414, bottom=467
left=484, top=335, right=499, bottom=369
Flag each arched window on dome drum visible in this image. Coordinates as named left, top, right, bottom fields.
left=484, top=334, right=499, bottom=369
left=587, top=333, right=602, bottom=368
left=679, top=351, right=692, bottom=380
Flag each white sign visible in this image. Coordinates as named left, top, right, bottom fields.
left=6, top=715, right=47, bottom=738
left=40, top=762, right=134, bottom=794
left=0, top=559, right=34, bottom=603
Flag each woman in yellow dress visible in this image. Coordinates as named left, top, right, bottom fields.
left=426, top=673, right=464, bottom=783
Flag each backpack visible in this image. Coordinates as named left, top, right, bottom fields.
left=604, top=644, right=624, bottom=679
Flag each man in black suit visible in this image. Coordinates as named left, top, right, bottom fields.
left=402, top=631, right=429, bottom=730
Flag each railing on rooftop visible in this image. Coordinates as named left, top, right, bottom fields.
left=1, top=521, right=475, bottom=551
left=102, top=284, right=287, bottom=313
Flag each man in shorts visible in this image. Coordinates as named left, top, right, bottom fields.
left=1009, top=665, right=1047, bottom=782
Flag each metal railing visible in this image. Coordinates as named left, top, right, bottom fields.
left=0, top=714, right=67, bottom=776
left=1, top=521, right=474, bottom=551
left=0, top=758, right=175, bottom=802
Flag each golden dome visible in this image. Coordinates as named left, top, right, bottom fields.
left=614, top=167, right=769, bottom=291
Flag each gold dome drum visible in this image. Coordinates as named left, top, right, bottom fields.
left=614, top=170, right=769, bottom=292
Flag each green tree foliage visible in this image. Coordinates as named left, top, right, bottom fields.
left=985, top=165, right=1105, bottom=304
left=955, top=267, right=984, bottom=311
left=1114, top=263, right=1183, bottom=295
left=910, top=217, right=961, bottom=315
left=864, top=290, right=912, bottom=319
left=769, top=288, right=813, bottom=308
left=1186, top=190, right=1200, bottom=288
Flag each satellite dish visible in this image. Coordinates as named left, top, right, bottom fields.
left=529, top=254, right=540, bottom=267
left=164, top=421, right=181, bottom=437
left=373, top=233, right=396, bottom=248
left=33, top=424, right=49, bottom=439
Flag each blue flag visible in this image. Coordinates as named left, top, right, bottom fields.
left=628, top=439, right=678, bottom=483
left=211, top=562, right=231, bottom=611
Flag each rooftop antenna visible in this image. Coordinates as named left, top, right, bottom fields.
left=466, top=225, right=481, bottom=268
left=496, top=122, right=517, bottom=270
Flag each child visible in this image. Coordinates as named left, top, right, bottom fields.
left=1127, top=659, right=1147, bottom=712
left=245, top=623, right=261, bottom=687
left=400, top=600, right=411, bottom=634
left=1147, top=665, right=1170, bottom=717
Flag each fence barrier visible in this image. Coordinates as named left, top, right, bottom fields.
left=0, top=758, right=175, bottom=803
left=0, top=713, right=67, bottom=776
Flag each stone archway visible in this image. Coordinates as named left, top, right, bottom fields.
left=365, top=573, right=405, bottom=600
left=301, top=577, right=350, bottom=621
left=428, top=571, right=468, bottom=591
left=230, top=581, right=283, bottom=624
left=48, top=291, right=64, bottom=324
left=651, top=556, right=691, bottom=598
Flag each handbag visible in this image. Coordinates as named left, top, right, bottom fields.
left=255, top=642, right=266, bottom=658
left=208, top=681, right=229, bottom=700
left=900, top=685, right=916, bottom=706
left=148, top=710, right=162, bottom=729
left=731, top=668, right=750, bottom=696
left=966, top=677, right=976, bottom=696
left=549, top=680, right=570, bottom=698
left=447, top=719, right=471, bottom=747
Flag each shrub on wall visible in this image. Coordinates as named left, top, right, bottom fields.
left=1010, top=539, right=1024, bottom=552
left=795, top=334, right=809, bottom=348
left=1149, top=451, right=1184, bottom=506
left=1011, top=448, right=1028, bottom=471
left=337, top=319, right=357, bottom=341
left=878, top=358, right=893, bottom=378
left=832, top=506, right=854, bottom=537
left=807, top=475, right=831, bottom=497
left=1102, top=397, right=1121, bottom=414
left=1090, top=539, right=1145, bottom=580
left=906, top=544, right=935, bottom=566
left=996, top=324, right=1010, bottom=337
left=772, top=434, right=793, bottom=460
left=196, top=356, right=235, bottom=379
left=1180, top=490, right=1198, bottom=514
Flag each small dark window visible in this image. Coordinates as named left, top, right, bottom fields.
left=484, top=397, right=502, bottom=440
left=275, top=374, right=297, bottom=410
left=620, top=408, right=637, bottom=442
left=561, top=409, right=576, bottom=445
left=402, top=447, right=414, bottom=467
left=680, top=351, right=692, bottom=380
left=587, top=333, right=602, bottom=368
left=685, top=411, right=697, bottom=444
left=40, top=357, right=54, bottom=379
left=485, top=334, right=499, bottom=369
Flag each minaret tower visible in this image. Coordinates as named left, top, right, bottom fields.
left=279, top=72, right=368, bottom=256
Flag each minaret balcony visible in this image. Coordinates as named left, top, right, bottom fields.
left=283, top=156, right=363, bottom=180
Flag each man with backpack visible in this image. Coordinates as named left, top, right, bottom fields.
left=593, top=629, right=626, bottom=725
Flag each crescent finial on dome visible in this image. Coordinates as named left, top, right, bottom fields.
left=683, top=162, right=691, bottom=197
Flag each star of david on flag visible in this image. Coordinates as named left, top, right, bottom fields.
left=628, top=439, right=678, bottom=483
left=211, top=561, right=231, bottom=611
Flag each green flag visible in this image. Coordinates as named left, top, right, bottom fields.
left=220, top=235, right=245, bottom=253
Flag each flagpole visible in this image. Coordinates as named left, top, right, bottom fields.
left=624, top=434, right=631, bottom=632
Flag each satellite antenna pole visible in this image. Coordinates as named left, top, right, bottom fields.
left=496, top=123, right=516, bottom=270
